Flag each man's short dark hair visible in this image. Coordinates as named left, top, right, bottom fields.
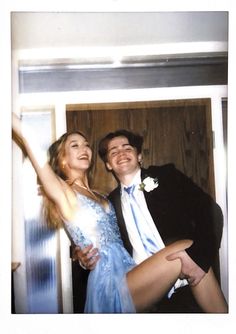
left=98, top=129, right=144, bottom=162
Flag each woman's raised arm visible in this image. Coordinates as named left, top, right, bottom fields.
left=12, top=113, right=76, bottom=221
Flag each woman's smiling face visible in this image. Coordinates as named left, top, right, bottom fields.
left=63, top=133, right=92, bottom=173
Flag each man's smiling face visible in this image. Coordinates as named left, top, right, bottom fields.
left=105, top=136, right=141, bottom=177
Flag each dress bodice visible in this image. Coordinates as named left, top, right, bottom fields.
left=64, top=192, right=124, bottom=251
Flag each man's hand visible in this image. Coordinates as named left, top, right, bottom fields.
left=166, top=250, right=206, bottom=286
left=72, top=244, right=100, bottom=270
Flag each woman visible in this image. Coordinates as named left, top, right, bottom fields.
left=12, top=113, right=227, bottom=313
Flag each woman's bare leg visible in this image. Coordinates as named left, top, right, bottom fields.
left=126, top=240, right=190, bottom=311
left=126, top=240, right=228, bottom=313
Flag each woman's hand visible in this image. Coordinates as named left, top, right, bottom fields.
left=72, top=244, right=100, bottom=270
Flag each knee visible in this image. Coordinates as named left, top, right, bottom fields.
left=168, top=239, right=193, bottom=252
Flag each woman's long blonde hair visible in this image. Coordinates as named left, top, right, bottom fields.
left=42, top=131, right=89, bottom=229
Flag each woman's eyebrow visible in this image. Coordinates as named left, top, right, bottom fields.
left=69, top=138, right=88, bottom=145
left=69, top=140, right=78, bottom=145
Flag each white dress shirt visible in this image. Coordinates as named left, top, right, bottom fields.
left=120, top=169, right=187, bottom=297
left=121, top=170, right=165, bottom=264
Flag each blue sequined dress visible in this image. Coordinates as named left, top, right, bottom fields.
left=63, top=193, right=136, bottom=313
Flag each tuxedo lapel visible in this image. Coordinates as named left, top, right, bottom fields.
left=110, top=186, right=133, bottom=255
left=141, top=168, right=153, bottom=202
left=140, top=168, right=160, bottom=227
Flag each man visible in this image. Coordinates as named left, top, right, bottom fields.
left=74, top=129, right=223, bottom=312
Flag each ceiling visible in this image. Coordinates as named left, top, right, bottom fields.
left=11, top=12, right=228, bottom=53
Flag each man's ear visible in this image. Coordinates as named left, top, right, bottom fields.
left=138, top=154, right=142, bottom=163
left=105, top=162, right=113, bottom=171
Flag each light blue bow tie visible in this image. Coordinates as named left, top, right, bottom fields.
left=124, top=185, right=135, bottom=195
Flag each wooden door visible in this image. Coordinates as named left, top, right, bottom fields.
left=66, top=98, right=218, bottom=312
left=66, top=99, right=215, bottom=198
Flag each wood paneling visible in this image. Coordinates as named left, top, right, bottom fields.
left=66, top=99, right=215, bottom=198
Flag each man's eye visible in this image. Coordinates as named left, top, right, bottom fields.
left=72, top=144, right=78, bottom=148
left=110, top=151, right=118, bottom=157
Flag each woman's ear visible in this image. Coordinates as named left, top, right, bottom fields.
left=61, top=159, right=69, bottom=171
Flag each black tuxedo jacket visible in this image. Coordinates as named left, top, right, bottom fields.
left=108, top=164, right=223, bottom=272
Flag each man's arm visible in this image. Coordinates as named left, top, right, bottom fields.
left=148, top=164, right=223, bottom=285
left=171, top=165, right=223, bottom=273
left=166, top=250, right=206, bottom=286
left=72, top=244, right=100, bottom=270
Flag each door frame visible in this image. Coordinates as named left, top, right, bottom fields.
left=12, top=85, right=228, bottom=312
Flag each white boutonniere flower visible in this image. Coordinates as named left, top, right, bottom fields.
left=139, top=177, right=159, bottom=192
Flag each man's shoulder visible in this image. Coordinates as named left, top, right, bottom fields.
left=143, top=163, right=176, bottom=177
